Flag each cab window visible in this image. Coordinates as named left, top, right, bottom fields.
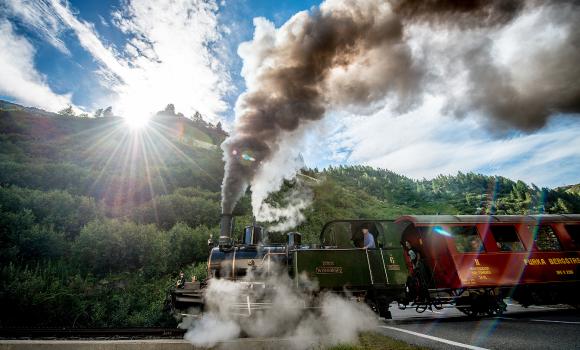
left=565, top=224, right=580, bottom=249
left=449, top=226, right=484, bottom=253
left=533, top=225, right=562, bottom=251
left=490, top=225, right=524, bottom=252
left=321, top=222, right=351, bottom=248
left=380, top=221, right=405, bottom=249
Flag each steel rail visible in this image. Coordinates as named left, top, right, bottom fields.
left=0, top=327, right=186, bottom=339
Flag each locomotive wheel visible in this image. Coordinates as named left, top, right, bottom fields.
left=416, top=303, right=428, bottom=313
left=458, top=306, right=475, bottom=317
left=365, top=299, right=381, bottom=318
left=488, top=300, right=507, bottom=316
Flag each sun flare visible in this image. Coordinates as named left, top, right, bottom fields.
left=123, top=115, right=150, bottom=130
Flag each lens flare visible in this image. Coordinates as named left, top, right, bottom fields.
left=241, top=153, right=256, bottom=162
left=433, top=226, right=452, bottom=237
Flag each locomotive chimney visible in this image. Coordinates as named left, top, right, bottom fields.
left=220, top=214, right=234, bottom=237
left=218, top=213, right=234, bottom=251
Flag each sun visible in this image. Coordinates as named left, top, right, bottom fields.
left=123, top=115, right=150, bottom=130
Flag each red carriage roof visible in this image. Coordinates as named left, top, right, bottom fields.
left=395, top=214, right=580, bottom=225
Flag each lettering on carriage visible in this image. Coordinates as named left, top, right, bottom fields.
left=556, top=270, right=574, bottom=275
left=548, top=257, right=580, bottom=265
left=462, top=260, right=493, bottom=284
left=524, top=257, right=580, bottom=266
left=523, top=258, right=547, bottom=266
left=469, top=266, right=492, bottom=280
left=316, top=261, right=343, bottom=274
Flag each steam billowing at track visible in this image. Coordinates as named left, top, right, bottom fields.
left=183, top=270, right=377, bottom=348
left=221, top=0, right=580, bottom=227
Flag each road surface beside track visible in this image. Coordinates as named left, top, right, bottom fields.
left=378, top=302, right=580, bottom=350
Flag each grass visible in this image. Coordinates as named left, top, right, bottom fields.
left=326, top=332, right=427, bottom=350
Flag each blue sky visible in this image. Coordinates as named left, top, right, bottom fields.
left=0, top=0, right=579, bottom=188
left=1, top=0, right=319, bottom=116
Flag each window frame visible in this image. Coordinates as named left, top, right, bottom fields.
left=531, top=224, right=563, bottom=252
left=488, top=225, right=525, bottom=253
left=563, top=224, right=580, bottom=250
left=444, top=225, right=486, bottom=254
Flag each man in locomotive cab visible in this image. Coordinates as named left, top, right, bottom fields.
left=362, top=224, right=376, bottom=249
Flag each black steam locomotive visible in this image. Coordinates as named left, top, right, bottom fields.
left=170, top=214, right=410, bottom=319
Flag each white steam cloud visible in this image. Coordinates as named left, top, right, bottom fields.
left=184, top=271, right=377, bottom=349
left=250, top=130, right=314, bottom=232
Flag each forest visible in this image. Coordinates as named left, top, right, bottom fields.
left=1, top=100, right=579, bottom=327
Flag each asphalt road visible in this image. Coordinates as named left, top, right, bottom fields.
left=378, top=302, right=580, bottom=350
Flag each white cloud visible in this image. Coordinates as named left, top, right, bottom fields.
left=331, top=97, right=580, bottom=188
left=48, top=0, right=127, bottom=78
left=4, top=0, right=229, bottom=123
left=0, top=19, right=73, bottom=111
left=110, top=0, right=230, bottom=122
left=2, top=0, right=70, bottom=54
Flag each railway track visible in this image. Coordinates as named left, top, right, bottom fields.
left=0, top=327, right=186, bottom=340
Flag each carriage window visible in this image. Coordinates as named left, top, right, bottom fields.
left=490, top=226, right=524, bottom=252
left=449, top=226, right=484, bottom=253
left=565, top=225, right=580, bottom=249
left=533, top=225, right=562, bottom=251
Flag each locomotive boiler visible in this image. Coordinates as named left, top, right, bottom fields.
left=171, top=214, right=580, bottom=318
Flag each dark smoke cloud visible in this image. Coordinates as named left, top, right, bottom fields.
left=221, top=0, right=421, bottom=213
left=392, top=0, right=525, bottom=27
left=444, top=1, right=580, bottom=131
left=222, top=0, right=580, bottom=215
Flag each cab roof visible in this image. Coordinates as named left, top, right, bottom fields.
left=395, top=214, right=580, bottom=225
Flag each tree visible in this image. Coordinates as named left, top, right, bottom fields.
left=103, top=106, right=113, bottom=117
left=58, top=105, right=76, bottom=117
left=216, top=121, right=223, bottom=131
left=192, top=111, right=203, bottom=122
left=164, top=104, right=176, bottom=116
left=94, top=108, right=103, bottom=118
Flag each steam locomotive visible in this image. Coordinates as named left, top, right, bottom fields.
left=171, top=214, right=580, bottom=318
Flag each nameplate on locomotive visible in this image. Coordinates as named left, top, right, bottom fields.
left=315, top=261, right=343, bottom=274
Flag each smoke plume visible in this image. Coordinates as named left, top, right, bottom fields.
left=222, top=0, right=580, bottom=221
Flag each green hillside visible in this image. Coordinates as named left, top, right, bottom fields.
left=0, top=101, right=579, bottom=327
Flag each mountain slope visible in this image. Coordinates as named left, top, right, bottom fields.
left=0, top=102, right=579, bottom=327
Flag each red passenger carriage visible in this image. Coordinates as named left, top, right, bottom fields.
left=396, top=215, right=580, bottom=315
